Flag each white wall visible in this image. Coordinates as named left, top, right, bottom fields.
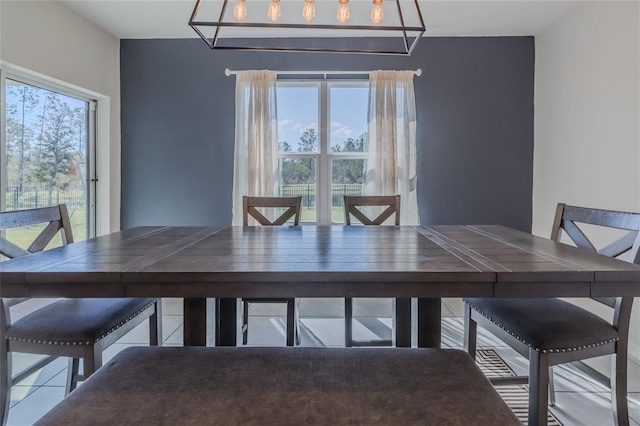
left=0, top=0, right=121, bottom=233
left=534, top=1, right=640, bottom=370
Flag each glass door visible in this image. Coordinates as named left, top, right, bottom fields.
left=1, top=74, right=96, bottom=243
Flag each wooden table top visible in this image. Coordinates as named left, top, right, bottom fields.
left=2, top=225, right=639, bottom=299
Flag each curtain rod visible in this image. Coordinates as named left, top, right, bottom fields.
left=224, top=68, right=422, bottom=77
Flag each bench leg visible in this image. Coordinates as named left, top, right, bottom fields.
left=529, top=348, right=550, bottom=426
left=463, top=302, right=477, bottom=360
left=612, top=350, right=630, bottom=426
left=1, top=344, right=10, bottom=426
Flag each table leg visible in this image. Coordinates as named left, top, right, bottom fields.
left=183, top=298, right=207, bottom=346
left=395, top=298, right=411, bottom=347
left=215, top=298, right=237, bottom=346
left=417, top=298, right=442, bottom=348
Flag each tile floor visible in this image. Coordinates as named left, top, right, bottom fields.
left=6, top=298, right=640, bottom=425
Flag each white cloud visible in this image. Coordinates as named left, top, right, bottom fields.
left=330, top=121, right=353, bottom=139
left=278, top=119, right=317, bottom=133
left=278, top=119, right=294, bottom=130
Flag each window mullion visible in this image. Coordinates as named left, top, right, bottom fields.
left=88, top=101, right=97, bottom=238
left=276, top=79, right=367, bottom=225
left=318, top=82, right=330, bottom=225
left=0, top=69, right=6, bottom=212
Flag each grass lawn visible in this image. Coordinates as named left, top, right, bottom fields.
left=5, top=207, right=88, bottom=251
left=300, top=208, right=348, bottom=223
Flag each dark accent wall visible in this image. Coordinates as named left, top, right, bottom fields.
left=120, top=37, right=534, bottom=231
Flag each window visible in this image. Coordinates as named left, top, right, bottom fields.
left=1, top=72, right=96, bottom=244
left=277, top=81, right=368, bottom=224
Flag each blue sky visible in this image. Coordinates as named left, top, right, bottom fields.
left=277, top=85, right=368, bottom=151
left=6, top=79, right=86, bottom=128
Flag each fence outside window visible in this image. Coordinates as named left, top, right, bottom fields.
left=281, top=184, right=363, bottom=210
left=5, top=186, right=85, bottom=211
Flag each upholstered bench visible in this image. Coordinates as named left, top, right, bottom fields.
left=36, top=347, right=519, bottom=425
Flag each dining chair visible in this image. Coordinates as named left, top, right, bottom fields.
left=242, top=196, right=302, bottom=346
left=343, top=195, right=400, bottom=347
left=464, top=203, right=638, bottom=426
left=0, top=205, right=162, bottom=426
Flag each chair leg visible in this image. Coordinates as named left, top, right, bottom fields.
left=1, top=344, right=11, bottom=426
left=611, top=351, right=630, bottom=426
left=548, top=366, right=556, bottom=407
left=286, top=299, right=295, bottom=347
left=528, top=348, right=550, bottom=426
left=87, top=347, right=102, bottom=379
left=66, top=358, right=80, bottom=395
left=149, top=299, right=163, bottom=346
left=463, top=302, right=477, bottom=360
left=295, top=298, right=301, bottom=346
left=242, top=300, right=249, bottom=345
left=345, top=298, right=353, bottom=347
left=70, top=346, right=102, bottom=394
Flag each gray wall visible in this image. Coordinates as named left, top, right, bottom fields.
left=120, top=37, right=534, bottom=230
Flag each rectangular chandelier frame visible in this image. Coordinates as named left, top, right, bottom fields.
left=189, top=0, right=426, bottom=55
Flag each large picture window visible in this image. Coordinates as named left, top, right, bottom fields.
left=1, top=73, right=96, bottom=244
left=277, top=81, right=368, bottom=224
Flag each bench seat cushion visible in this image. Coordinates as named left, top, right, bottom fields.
left=37, top=347, right=519, bottom=425
left=465, top=298, right=619, bottom=352
left=6, top=298, right=156, bottom=345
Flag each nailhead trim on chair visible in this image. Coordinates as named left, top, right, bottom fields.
left=6, top=301, right=156, bottom=346
left=470, top=305, right=619, bottom=353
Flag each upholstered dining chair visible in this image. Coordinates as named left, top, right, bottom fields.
left=464, top=203, right=639, bottom=426
left=0, top=205, right=162, bottom=426
left=343, top=195, right=400, bottom=347
left=242, top=196, right=302, bottom=346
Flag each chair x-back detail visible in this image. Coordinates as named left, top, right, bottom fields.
left=243, top=196, right=301, bottom=226
left=344, top=195, right=400, bottom=226
left=0, top=205, right=162, bottom=426
left=464, top=203, right=639, bottom=426
left=343, top=195, right=401, bottom=347
left=241, top=196, right=302, bottom=346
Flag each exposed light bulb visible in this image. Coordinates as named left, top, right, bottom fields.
left=302, top=0, right=316, bottom=21
left=336, top=0, right=349, bottom=23
left=370, top=0, right=383, bottom=24
left=233, top=0, right=247, bottom=21
left=267, top=0, right=281, bottom=22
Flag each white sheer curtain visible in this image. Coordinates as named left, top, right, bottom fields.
left=366, top=70, right=419, bottom=225
left=231, top=70, right=279, bottom=226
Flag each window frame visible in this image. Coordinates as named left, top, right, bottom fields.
left=277, top=79, right=368, bottom=225
left=0, top=68, right=98, bottom=238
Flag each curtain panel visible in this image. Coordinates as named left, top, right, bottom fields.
left=231, top=70, right=279, bottom=226
left=366, top=70, right=420, bottom=225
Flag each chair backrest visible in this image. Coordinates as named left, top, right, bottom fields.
left=551, top=203, right=638, bottom=333
left=343, top=195, right=400, bottom=226
left=242, top=196, right=302, bottom=226
left=0, top=205, right=74, bottom=328
left=0, top=204, right=73, bottom=259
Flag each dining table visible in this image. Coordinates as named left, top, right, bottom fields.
left=2, top=224, right=639, bottom=347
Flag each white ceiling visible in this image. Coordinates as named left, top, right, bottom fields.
left=59, top=0, right=580, bottom=39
